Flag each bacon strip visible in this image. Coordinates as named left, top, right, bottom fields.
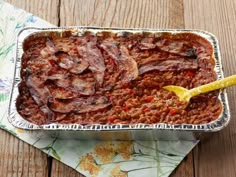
left=49, top=87, right=77, bottom=99
left=71, top=77, right=95, bottom=95
left=40, top=38, right=58, bottom=58
left=156, top=39, right=196, bottom=57
left=138, top=38, right=156, bottom=50
left=49, top=96, right=110, bottom=113
left=47, top=73, right=71, bottom=88
left=47, top=73, right=95, bottom=96
left=26, top=75, right=54, bottom=120
left=26, top=57, right=52, bottom=74
left=69, top=59, right=89, bottom=74
left=139, top=58, right=198, bottom=74
left=119, top=46, right=138, bottom=81
left=100, top=41, right=138, bottom=82
left=100, top=40, right=120, bottom=60
left=77, top=36, right=106, bottom=86
left=56, top=52, right=89, bottom=74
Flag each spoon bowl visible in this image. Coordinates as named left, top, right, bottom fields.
left=163, top=75, right=236, bottom=103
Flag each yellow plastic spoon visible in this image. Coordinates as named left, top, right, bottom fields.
left=163, top=75, right=236, bottom=103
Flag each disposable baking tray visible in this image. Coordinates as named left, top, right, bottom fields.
left=8, top=27, right=231, bottom=140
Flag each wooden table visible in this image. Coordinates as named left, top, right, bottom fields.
left=1, top=0, right=236, bottom=176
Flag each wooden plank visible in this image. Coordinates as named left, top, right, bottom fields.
left=59, top=0, right=184, bottom=28
left=0, top=130, right=48, bottom=177
left=170, top=151, right=194, bottom=177
left=52, top=0, right=193, bottom=176
left=1, top=0, right=60, bottom=177
left=184, top=0, right=236, bottom=176
left=51, top=160, right=84, bottom=177
left=4, top=0, right=59, bottom=25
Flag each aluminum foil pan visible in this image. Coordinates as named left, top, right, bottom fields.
left=8, top=27, right=231, bottom=140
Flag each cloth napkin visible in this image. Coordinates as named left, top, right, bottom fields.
left=0, top=1, right=197, bottom=176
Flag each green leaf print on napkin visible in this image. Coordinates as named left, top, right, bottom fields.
left=0, top=92, right=8, bottom=102
left=0, top=124, right=17, bottom=136
left=0, top=43, right=16, bottom=58
left=40, top=138, right=61, bottom=161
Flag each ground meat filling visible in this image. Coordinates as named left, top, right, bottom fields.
left=17, top=32, right=222, bottom=125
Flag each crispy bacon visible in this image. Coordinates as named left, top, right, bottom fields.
left=50, top=87, right=77, bottom=99
left=138, top=38, right=156, bottom=50
left=47, top=73, right=95, bottom=96
left=119, top=46, right=139, bottom=82
left=47, top=73, right=71, bottom=88
left=54, top=38, right=75, bottom=53
left=100, top=39, right=120, bottom=60
left=49, top=96, right=110, bottom=113
left=71, top=77, right=95, bottom=95
left=139, top=58, right=198, bottom=74
left=69, top=59, right=89, bottom=74
left=156, top=39, right=196, bottom=57
left=56, top=52, right=89, bottom=74
left=77, top=36, right=106, bottom=86
left=100, top=41, right=138, bottom=82
left=56, top=52, right=74, bottom=69
left=40, top=38, right=58, bottom=58
left=26, top=57, right=52, bottom=77
left=26, top=75, right=54, bottom=120
left=26, top=76, right=50, bottom=106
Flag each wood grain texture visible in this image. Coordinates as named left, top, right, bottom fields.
left=0, top=130, right=48, bottom=177
left=4, top=0, right=60, bottom=25
left=51, top=160, right=84, bottom=177
left=170, top=151, right=194, bottom=177
left=184, top=0, right=236, bottom=177
left=60, top=0, right=184, bottom=28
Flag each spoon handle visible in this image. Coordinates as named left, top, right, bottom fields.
left=189, top=75, right=236, bottom=97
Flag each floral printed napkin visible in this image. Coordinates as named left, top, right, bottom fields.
left=0, top=1, right=197, bottom=176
